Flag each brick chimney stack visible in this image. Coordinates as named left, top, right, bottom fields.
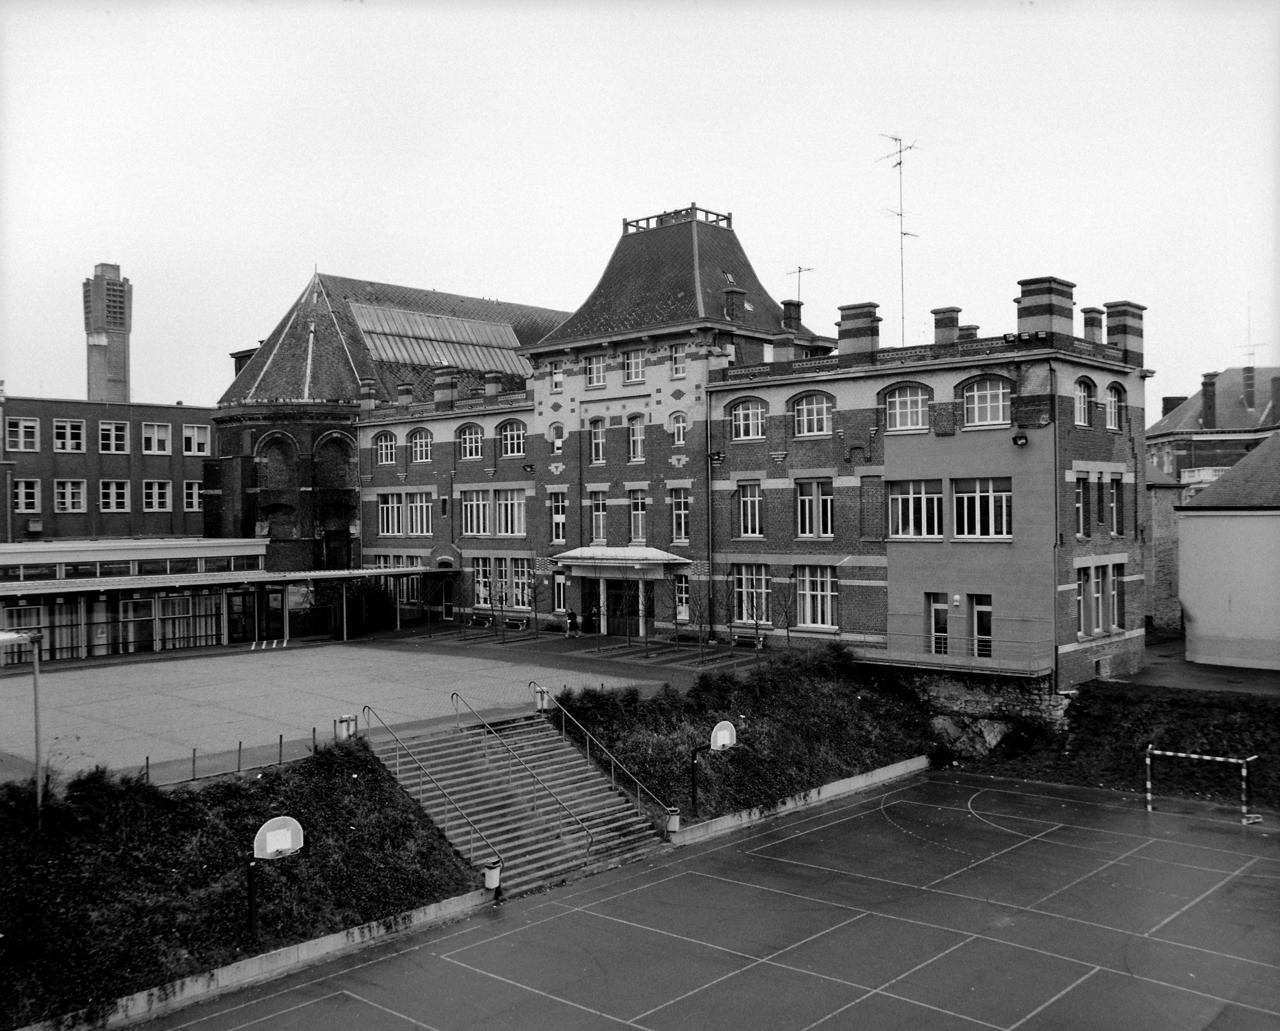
left=1104, top=300, right=1146, bottom=366
left=1243, top=366, right=1255, bottom=410
left=1015, top=276, right=1075, bottom=335
left=484, top=371, right=503, bottom=397
left=781, top=299, right=802, bottom=332
left=958, top=324, right=980, bottom=341
left=931, top=307, right=961, bottom=345
left=433, top=367, right=456, bottom=409
left=396, top=382, right=414, bottom=406
left=837, top=303, right=881, bottom=359
left=1081, top=307, right=1104, bottom=344
left=1200, top=372, right=1219, bottom=429
left=722, top=286, right=746, bottom=321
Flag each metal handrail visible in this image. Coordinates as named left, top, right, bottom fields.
left=528, top=681, right=672, bottom=820
left=450, top=692, right=595, bottom=853
left=361, top=705, right=503, bottom=869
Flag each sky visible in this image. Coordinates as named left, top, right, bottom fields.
left=1, top=0, right=1277, bottom=424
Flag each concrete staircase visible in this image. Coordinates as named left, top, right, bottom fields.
left=369, top=714, right=665, bottom=897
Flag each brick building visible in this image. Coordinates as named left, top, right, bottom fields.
left=351, top=205, right=1150, bottom=690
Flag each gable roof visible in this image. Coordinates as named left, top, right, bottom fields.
left=1182, top=432, right=1280, bottom=509
left=532, top=207, right=816, bottom=349
left=1148, top=366, right=1280, bottom=436
left=219, top=274, right=569, bottom=406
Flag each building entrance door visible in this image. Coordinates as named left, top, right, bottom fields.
left=227, top=591, right=257, bottom=644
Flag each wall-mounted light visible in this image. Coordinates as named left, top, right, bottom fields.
left=522, top=464, right=536, bottom=473
left=1011, top=432, right=1029, bottom=447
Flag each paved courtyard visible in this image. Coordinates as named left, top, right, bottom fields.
left=144, top=770, right=1280, bottom=1031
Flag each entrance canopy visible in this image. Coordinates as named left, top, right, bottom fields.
left=551, top=546, right=690, bottom=581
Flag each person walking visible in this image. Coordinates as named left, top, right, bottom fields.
left=566, top=608, right=580, bottom=638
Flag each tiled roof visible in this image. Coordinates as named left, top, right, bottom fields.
left=1183, top=432, right=1280, bottom=509
left=534, top=216, right=815, bottom=348
left=1147, top=366, right=1280, bottom=436
left=219, top=274, right=567, bottom=406
left=1145, top=463, right=1180, bottom=488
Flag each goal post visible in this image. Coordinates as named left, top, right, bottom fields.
left=1145, top=744, right=1261, bottom=825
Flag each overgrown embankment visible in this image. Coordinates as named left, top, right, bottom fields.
left=556, top=646, right=936, bottom=820
left=977, top=682, right=1280, bottom=809
left=0, top=740, right=477, bottom=1030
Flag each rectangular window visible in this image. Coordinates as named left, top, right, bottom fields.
left=585, top=355, right=606, bottom=387
left=1076, top=569, right=1091, bottom=635
left=970, top=594, right=993, bottom=657
left=628, top=489, right=646, bottom=542
left=623, top=348, right=645, bottom=383
left=627, top=418, right=645, bottom=462
left=100, top=480, right=130, bottom=512
left=589, top=421, right=606, bottom=463
left=553, top=571, right=567, bottom=611
left=143, top=480, right=172, bottom=512
left=406, top=492, right=432, bottom=535
left=1110, top=563, right=1124, bottom=628
left=99, top=421, right=129, bottom=453
left=1074, top=477, right=1090, bottom=537
left=460, top=490, right=490, bottom=535
left=928, top=593, right=949, bottom=655
left=793, top=395, right=831, bottom=436
left=738, top=482, right=762, bottom=537
left=473, top=557, right=492, bottom=608
left=6, top=417, right=38, bottom=451
left=183, top=424, right=211, bottom=456
left=796, top=480, right=834, bottom=538
left=674, top=573, right=690, bottom=621
left=549, top=361, right=564, bottom=392
left=1092, top=566, right=1105, bottom=634
left=590, top=491, right=608, bottom=542
left=670, top=487, right=690, bottom=543
left=511, top=558, right=532, bottom=608
left=796, top=566, right=837, bottom=627
left=888, top=480, right=943, bottom=538
left=495, top=488, right=526, bottom=536
left=671, top=342, right=687, bottom=377
left=732, top=564, right=770, bottom=624
left=953, top=477, right=1012, bottom=538
left=13, top=479, right=40, bottom=512
left=54, top=480, right=86, bottom=513
left=184, top=480, right=203, bottom=512
left=377, top=493, right=402, bottom=535
left=53, top=419, right=86, bottom=452
left=550, top=492, right=567, bottom=543
left=142, top=423, right=171, bottom=454
left=1108, top=478, right=1123, bottom=535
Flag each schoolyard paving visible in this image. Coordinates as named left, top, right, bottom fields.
left=139, top=770, right=1280, bottom=1031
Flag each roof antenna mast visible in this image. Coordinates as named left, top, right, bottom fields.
left=787, top=265, right=815, bottom=303
left=879, top=134, right=919, bottom=348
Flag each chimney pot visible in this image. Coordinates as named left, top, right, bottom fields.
left=1104, top=300, right=1147, bottom=366
left=1081, top=307, right=1104, bottom=344
left=781, top=299, right=802, bottom=332
left=1016, top=276, right=1076, bottom=335
left=433, top=366, right=457, bottom=409
left=1243, top=366, right=1256, bottom=410
left=1200, top=371, right=1219, bottom=429
left=837, top=302, right=880, bottom=359
left=957, top=324, right=980, bottom=341
left=931, top=307, right=961, bottom=345
left=484, top=371, right=502, bottom=397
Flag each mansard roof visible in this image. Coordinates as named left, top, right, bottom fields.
left=1182, top=431, right=1280, bottom=510
left=1147, top=366, right=1280, bottom=436
left=533, top=205, right=816, bottom=349
left=219, top=273, right=569, bottom=406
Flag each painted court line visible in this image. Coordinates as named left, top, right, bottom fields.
left=1007, top=967, right=1100, bottom=1030
left=1028, top=839, right=1152, bottom=908
left=1146, top=856, right=1260, bottom=936
left=925, top=820, right=1065, bottom=888
left=340, top=990, right=443, bottom=1030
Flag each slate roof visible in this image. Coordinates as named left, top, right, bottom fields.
left=1182, top=432, right=1280, bottom=509
left=1147, top=366, right=1280, bottom=436
left=1145, top=463, right=1180, bottom=488
left=533, top=213, right=816, bottom=348
left=219, top=274, right=569, bottom=406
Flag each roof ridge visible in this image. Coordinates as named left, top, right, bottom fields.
left=315, top=275, right=363, bottom=386
left=691, top=219, right=705, bottom=319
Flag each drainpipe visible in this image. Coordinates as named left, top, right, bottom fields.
left=1049, top=361, right=1060, bottom=693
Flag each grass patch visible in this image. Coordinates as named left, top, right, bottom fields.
left=1, top=739, right=478, bottom=1030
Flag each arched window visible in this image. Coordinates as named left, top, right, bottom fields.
left=1105, top=384, right=1124, bottom=430
left=498, top=420, right=526, bottom=457
left=627, top=415, right=646, bottom=462
left=729, top=399, right=766, bottom=440
left=670, top=412, right=687, bottom=447
left=457, top=424, right=483, bottom=460
left=962, top=377, right=1011, bottom=426
left=792, top=393, right=832, bottom=436
left=408, top=428, right=432, bottom=463
left=258, top=435, right=298, bottom=489
left=589, top=418, right=606, bottom=463
left=885, top=385, right=929, bottom=430
left=549, top=422, right=565, bottom=455
left=1074, top=379, right=1096, bottom=427
left=374, top=431, right=396, bottom=465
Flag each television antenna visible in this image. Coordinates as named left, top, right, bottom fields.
left=879, top=134, right=919, bottom=347
left=786, top=265, right=815, bottom=302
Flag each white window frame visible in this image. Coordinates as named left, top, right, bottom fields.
left=1108, top=478, right=1122, bottom=535
left=554, top=571, right=567, bottom=612
left=143, top=479, right=172, bottom=512
left=499, top=421, right=526, bottom=458
left=1074, top=381, right=1095, bottom=427
left=1110, top=563, right=1124, bottom=628
left=1074, top=477, right=1089, bottom=537
left=952, top=477, right=1012, bottom=538
left=730, top=400, right=766, bottom=440
left=963, top=379, right=1011, bottom=427
left=406, top=492, right=432, bottom=535
left=670, top=487, right=690, bottom=543
left=142, top=422, right=171, bottom=455
left=182, top=424, right=211, bottom=456
left=100, top=480, right=130, bottom=512
left=590, top=491, right=608, bottom=542
left=374, top=432, right=397, bottom=465
left=495, top=488, right=526, bottom=536
left=549, top=360, right=564, bottom=392
left=793, top=394, right=831, bottom=437
left=53, top=479, right=86, bottom=513
left=53, top=419, right=86, bottom=453
left=671, top=342, right=687, bottom=378
left=99, top=420, right=129, bottom=453
left=623, top=348, right=645, bottom=384
left=885, top=386, right=928, bottom=431
left=585, top=355, right=606, bottom=388
left=732, top=564, right=770, bottom=624
left=13, top=479, right=41, bottom=513
left=889, top=480, right=943, bottom=538
left=460, top=490, right=490, bottom=535
left=929, top=593, right=950, bottom=655
left=458, top=426, right=484, bottom=460
left=670, top=412, right=687, bottom=447
left=796, top=480, right=833, bottom=538
left=550, top=492, right=567, bottom=543
left=674, top=574, right=690, bottom=622
left=738, top=482, right=762, bottom=537
left=589, top=419, right=606, bottom=463
left=1105, top=385, right=1123, bottom=430
left=628, top=489, right=647, bottom=542
left=184, top=480, right=203, bottom=512
left=377, top=493, right=404, bottom=535
left=511, top=558, right=532, bottom=608
left=409, top=429, right=433, bottom=463
left=970, top=594, right=993, bottom=657
left=6, top=417, right=39, bottom=452
left=627, top=416, right=645, bottom=462
left=550, top=423, right=565, bottom=455
left=473, top=557, right=492, bottom=608
left=796, top=566, right=837, bottom=628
